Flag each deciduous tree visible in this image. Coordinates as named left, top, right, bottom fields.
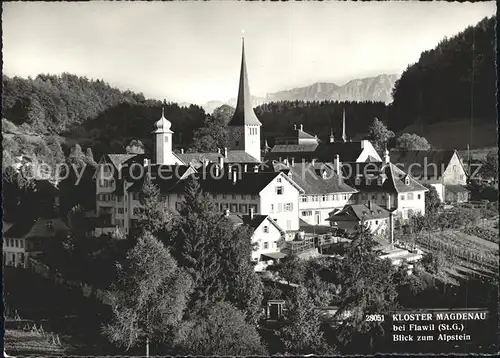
left=104, top=232, right=192, bottom=356
left=173, top=301, right=266, bottom=355
left=395, top=133, right=431, bottom=150
left=368, top=117, right=395, bottom=152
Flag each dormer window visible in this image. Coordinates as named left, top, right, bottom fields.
left=322, top=171, right=328, bottom=179
left=378, top=177, right=384, bottom=186
left=355, top=177, right=361, bottom=185
left=404, top=175, right=410, bottom=185
left=46, top=221, right=53, bottom=229
left=366, top=178, right=371, bottom=185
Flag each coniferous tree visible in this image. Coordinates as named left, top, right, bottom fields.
left=136, top=174, right=171, bottom=237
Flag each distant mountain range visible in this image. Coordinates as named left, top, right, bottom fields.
left=193, top=74, right=399, bottom=114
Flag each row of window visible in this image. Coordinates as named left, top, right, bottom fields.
left=4, top=238, right=24, bottom=248
left=255, top=240, right=277, bottom=250
left=301, top=194, right=349, bottom=203
left=248, top=127, right=259, bottom=135
left=301, top=210, right=320, bottom=217
left=269, top=203, right=293, bottom=213
left=100, top=179, right=113, bottom=188
left=400, top=193, right=421, bottom=201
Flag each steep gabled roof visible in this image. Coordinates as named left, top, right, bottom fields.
left=389, top=150, right=456, bottom=180
left=176, top=150, right=261, bottom=165
left=340, top=162, right=428, bottom=193
left=241, top=214, right=286, bottom=234
left=328, top=203, right=389, bottom=222
left=106, top=154, right=140, bottom=169
left=273, top=161, right=357, bottom=194
left=228, top=39, right=262, bottom=127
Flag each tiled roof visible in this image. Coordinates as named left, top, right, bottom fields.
left=270, top=144, right=319, bottom=153
left=4, top=218, right=69, bottom=239
left=341, top=162, right=428, bottom=193
left=241, top=214, right=285, bottom=234
left=125, top=167, right=301, bottom=196
left=272, top=161, right=357, bottom=194
left=389, top=150, right=456, bottom=179
left=107, top=154, right=140, bottom=169
left=268, top=141, right=373, bottom=163
left=176, top=150, right=261, bottom=164
left=445, top=184, right=469, bottom=194
left=328, top=203, right=389, bottom=222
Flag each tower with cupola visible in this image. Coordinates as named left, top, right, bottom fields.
left=153, top=107, right=178, bottom=165
left=227, top=38, right=262, bottom=161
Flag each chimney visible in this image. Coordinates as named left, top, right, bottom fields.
left=329, top=128, right=335, bottom=143
left=334, top=154, right=340, bottom=175
left=203, top=158, right=209, bottom=168
left=300, top=124, right=303, bottom=131
left=293, top=124, right=297, bottom=130
left=224, top=147, right=228, bottom=158
left=225, top=208, right=230, bottom=217
left=249, top=207, right=254, bottom=219
left=143, top=158, right=149, bottom=167
left=368, top=200, right=372, bottom=210
left=361, top=140, right=366, bottom=149
left=228, top=165, right=232, bottom=179
left=232, top=172, right=237, bottom=184
left=284, top=158, right=289, bottom=167
left=389, top=209, right=394, bottom=246
left=180, top=148, right=185, bottom=154
left=384, top=147, right=390, bottom=164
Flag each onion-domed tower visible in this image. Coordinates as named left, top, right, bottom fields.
left=153, top=106, right=175, bottom=165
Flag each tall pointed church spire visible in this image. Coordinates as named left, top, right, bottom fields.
left=341, top=108, right=347, bottom=142
left=228, top=38, right=262, bottom=126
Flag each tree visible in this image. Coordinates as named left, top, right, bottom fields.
left=212, top=104, right=235, bottom=124
left=277, top=254, right=306, bottom=285
left=169, top=177, right=263, bottom=322
left=103, top=232, right=192, bottom=356
left=136, top=174, right=171, bottom=236
left=368, top=117, right=395, bottom=152
left=2, top=165, right=36, bottom=222
left=125, top=140, right=145, bottom=154
left=334, top=225, right=398, bottom=352
left=85, top=147, right=95, bottom=162
left=173, top=301, right=266, bottom=355
left=278, top=286, right=332, bottom=354
left=189, top=115, right=229, bottom=153
left=424, top=184, right=442, bottom=215
left=421, top=252, right=445, bottom=275
left=395, top=133, right=431, bottom=150
left=481, top=150, right=498, bottom=180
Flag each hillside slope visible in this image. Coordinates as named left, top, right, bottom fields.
left=390, top=16, right=496, bottom=132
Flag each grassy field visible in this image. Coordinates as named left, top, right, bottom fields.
left=4, top=329, right=65, bottom=356
left=3, top=267, right=121, bottom=356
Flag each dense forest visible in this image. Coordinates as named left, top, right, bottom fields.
left=2, top=73, right=206, bottom=159
left=389, top=16, right=496, bottom=131
left=255, top=100, right=388, bottom=144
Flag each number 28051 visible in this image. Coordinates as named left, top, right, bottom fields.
left=365, top=314, right=384, bottom=322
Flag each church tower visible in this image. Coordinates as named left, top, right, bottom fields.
left=341, top=108, right=347, bottom=142
left=153, top=106, right=176, bottom=165
left=227, top=38, right=262, bottom=161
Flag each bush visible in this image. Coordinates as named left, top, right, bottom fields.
left=463, top=226, right=499, bottom=243
left=421, top=252, right=445, bottom=275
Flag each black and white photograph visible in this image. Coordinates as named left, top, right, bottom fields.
left=2, top=1, right=498, bottom=356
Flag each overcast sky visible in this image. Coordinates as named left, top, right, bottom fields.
left=3, top=1, right=495, bottom=104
